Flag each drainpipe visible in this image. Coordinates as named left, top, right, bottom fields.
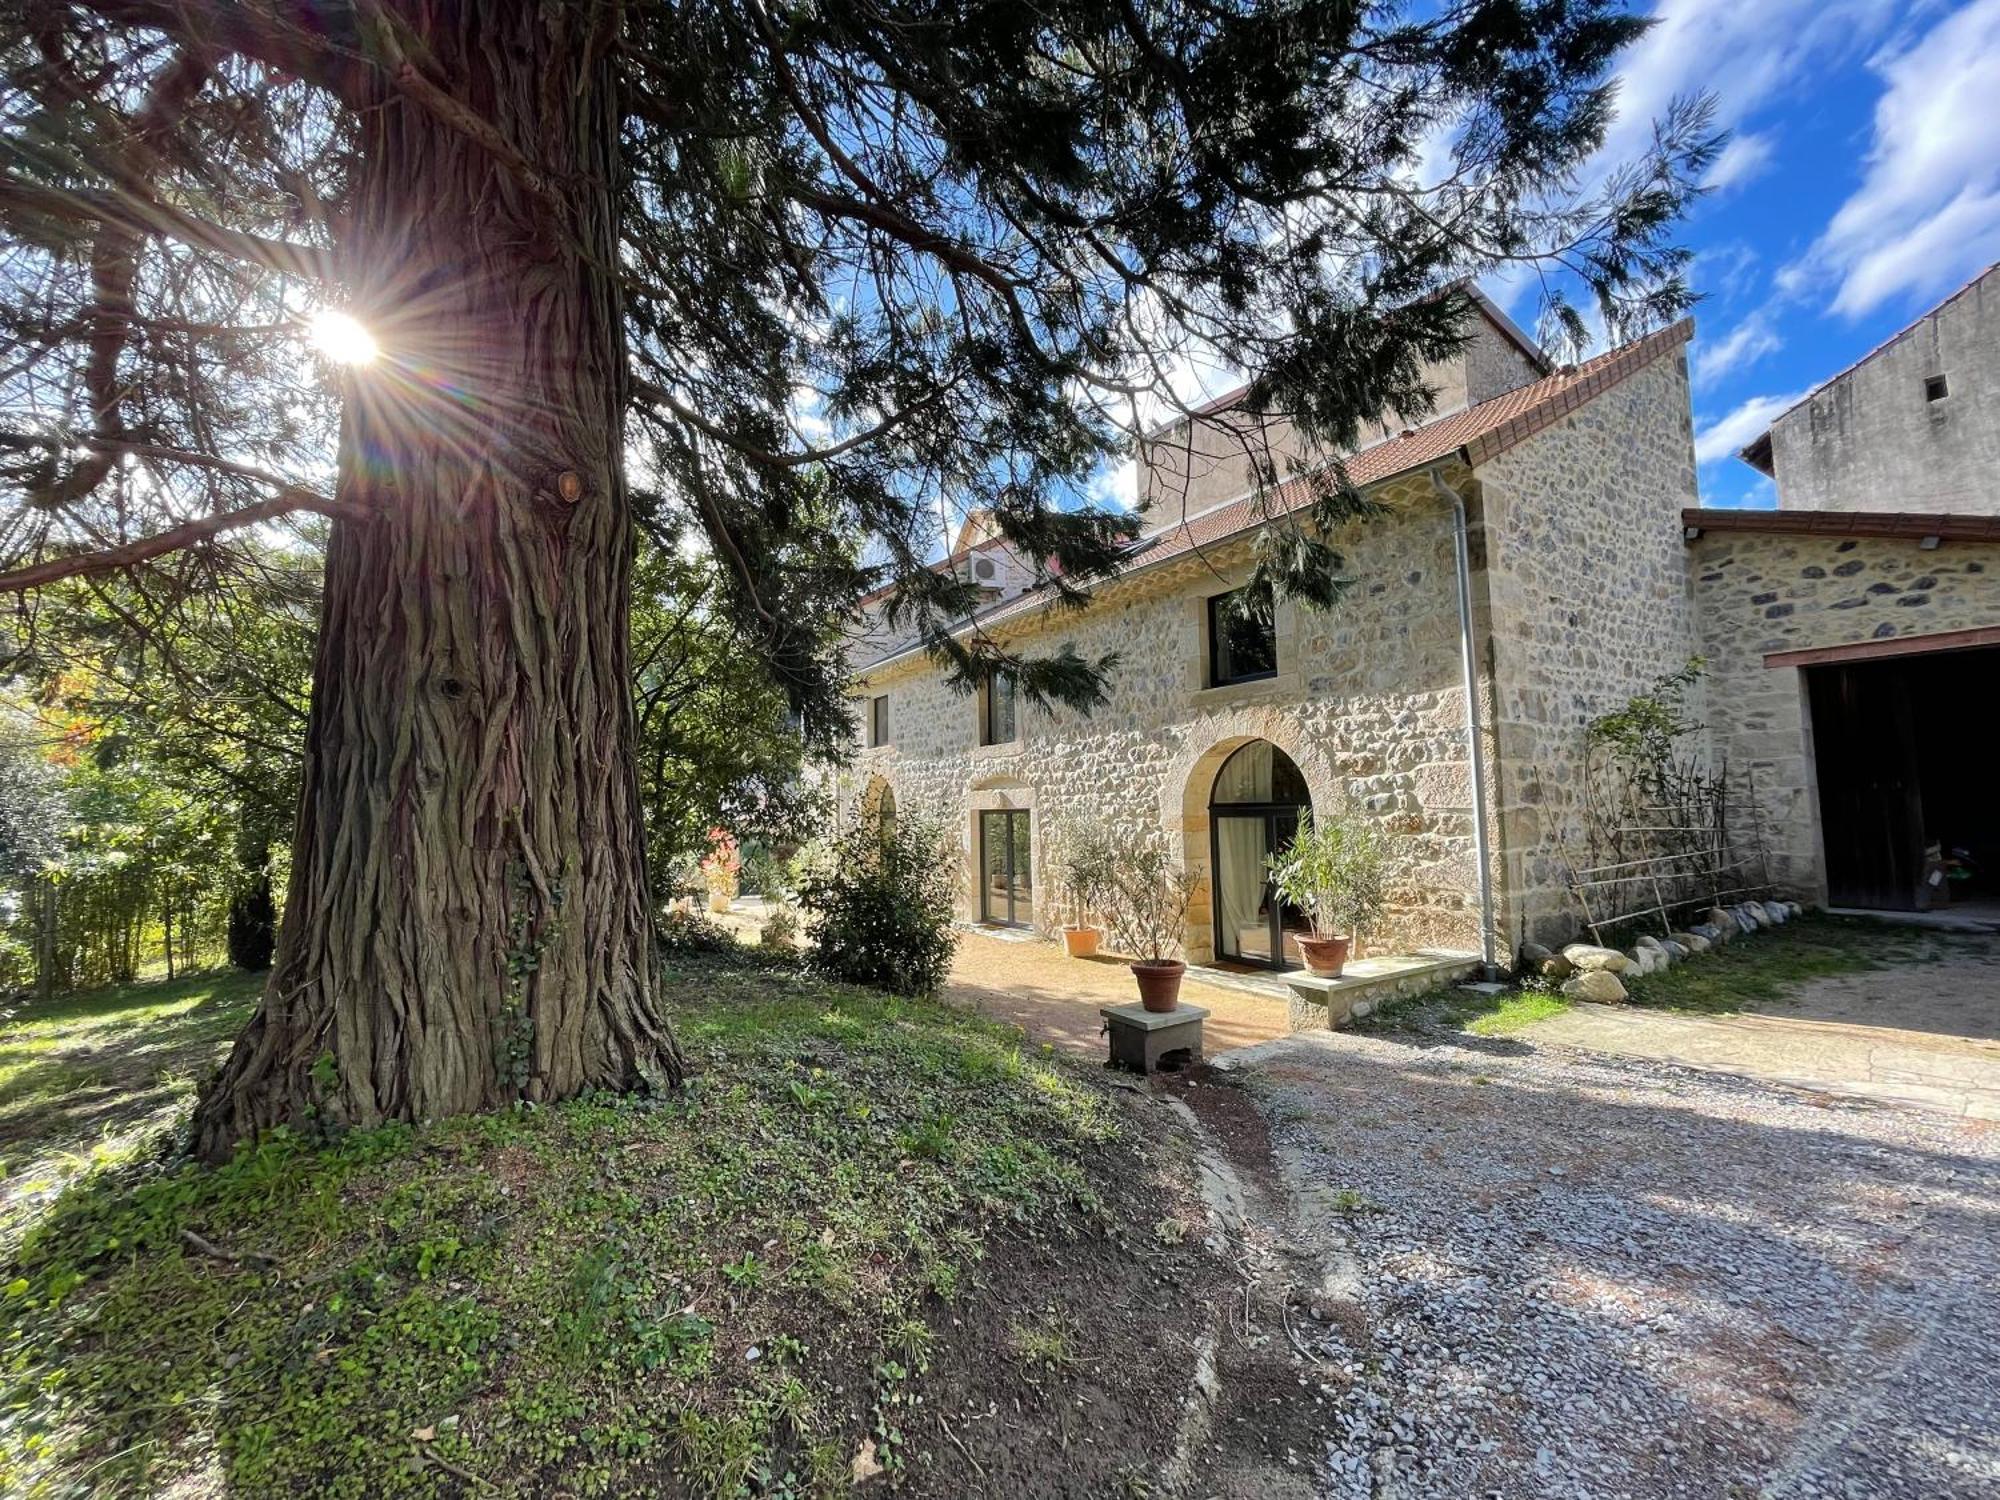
left=1429, top=466, right=1500, bottom=979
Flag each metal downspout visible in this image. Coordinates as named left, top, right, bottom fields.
left=1430, top=466, right=1500, bottom=978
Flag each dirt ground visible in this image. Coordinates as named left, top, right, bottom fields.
left=942, top=927, right=1293, bottom=1059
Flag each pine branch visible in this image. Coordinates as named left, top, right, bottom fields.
left=0, top=491, right=366, bottom=593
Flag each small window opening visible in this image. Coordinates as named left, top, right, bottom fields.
left=867, top=694, right=890, bottom=748
left=1925, top=374, right=1950, bottom=403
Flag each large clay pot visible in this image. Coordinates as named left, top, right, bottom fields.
left=1296, top=934, right=1351, bottom=976
left=1061, top=925, right=1101, bottom=958
left=1131, top=959, right=1186, bottom=1012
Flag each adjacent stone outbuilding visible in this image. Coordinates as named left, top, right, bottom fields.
left=1686, top=508, right=2000, bottom=913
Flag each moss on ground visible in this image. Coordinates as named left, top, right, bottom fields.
left=0, top=954, right=1211, bottom=1498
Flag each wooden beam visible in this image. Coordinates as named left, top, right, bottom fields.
left=1763, top=625, right=2000, bottom=670
left=1684, top=507, right=2000, bottom=545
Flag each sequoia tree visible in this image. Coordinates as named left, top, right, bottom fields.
left=0, top=0, right=1714, bottom=1157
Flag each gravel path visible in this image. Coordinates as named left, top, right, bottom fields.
left=1216, top=1028, right=2000, bottom=1499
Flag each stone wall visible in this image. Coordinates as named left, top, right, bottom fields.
left=843, top=476, right=1488, bottom=960
left=1767, top=265, right=2000, bottom=514
left=1691, top=530, right=2000, bottom=897
left=1474, top=348, right=1708, bottom=946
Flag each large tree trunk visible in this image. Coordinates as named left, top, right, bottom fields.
left=192, top=4, right=681, bottom=1160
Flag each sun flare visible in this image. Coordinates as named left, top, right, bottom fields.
left=308, top=310, right=379, bottom=367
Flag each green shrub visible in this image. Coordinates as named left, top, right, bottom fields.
left=798, top=814, right=957, bottom=996
left=656, top=909, right=738, bottom=956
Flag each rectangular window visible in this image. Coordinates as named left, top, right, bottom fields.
left=1208, top=584, right=1278, bottom=686
left=1925, top=374, right=1950, bottom=402
left=981, top=672, right=1017, bottom=746
left=868, top=694, right=890, bottom=747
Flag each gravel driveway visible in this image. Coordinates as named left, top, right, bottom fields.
left=1211, top=1027, right=2000, bottom=1499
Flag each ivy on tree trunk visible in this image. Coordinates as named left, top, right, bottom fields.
left=190, top=7, right=682, bottom=1160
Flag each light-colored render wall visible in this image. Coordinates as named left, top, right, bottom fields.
left=844, top=476, right=1488, bottom=961
left=1767, top=266, right=2000, bottom=514
left=1474, top=350, right=1708, bottom=946
left=1137, top=316, right=1543, bottom=526
left=1690, top=531, right=2000, bottom=900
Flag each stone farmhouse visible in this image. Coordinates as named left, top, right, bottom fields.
left=840, top=267, right=2000, bottom=972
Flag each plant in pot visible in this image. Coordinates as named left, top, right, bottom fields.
left=699, top=827, right=741, bottom=914
left=1267, top=809, right=1389, bottom=976
left=1049, top=820, right=1118, bottom=958
left=1106, top=830, right=1202, bottom=1011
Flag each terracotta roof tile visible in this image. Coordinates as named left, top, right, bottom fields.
left=855, top=319, right=1692, bottom=671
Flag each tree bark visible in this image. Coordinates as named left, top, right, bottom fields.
left=192, top=3, right=682, bottom=1160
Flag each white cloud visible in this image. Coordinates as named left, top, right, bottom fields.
left=1702, top=130, right=1777, bottom=192
left=1693, top=389, right=1810, bottom=465
left=1599, top=0, right=1895, bottom=170
left=1086, top=457, right=1137, bottom=512
left=1784, top=0, right=2000, bottom=317
left=1691, top=311, right=1782, bottom=384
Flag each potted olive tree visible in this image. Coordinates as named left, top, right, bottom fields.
left=1267, top=810, right=1389, bottom=976
left=1049, top=820, right=1118, bottom=958
left=1106, top=831, right=1202, bottom=1011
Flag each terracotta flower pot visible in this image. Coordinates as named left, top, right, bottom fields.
left=1130, top=959, right=1186, bottom=1012
left=1061, top=925, right=1100, bottom=958
left=1296, top=934, right=1351, bottom=976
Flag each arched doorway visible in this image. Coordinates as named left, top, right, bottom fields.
left=1209, top=740, right=1311, bottom=968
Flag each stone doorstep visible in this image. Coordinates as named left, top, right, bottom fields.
left=1284, top=951, right=1481, bottom=1031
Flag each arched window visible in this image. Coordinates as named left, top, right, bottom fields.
left=1209, top=741, right=1311, bottom=969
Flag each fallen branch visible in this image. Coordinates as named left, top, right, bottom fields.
left=417, top=1447, right=496, bottom=1491
left=179, top=1227, right=278, bottom=1269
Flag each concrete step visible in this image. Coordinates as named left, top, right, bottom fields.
left=1283, top=951, right=1481, bottom=1031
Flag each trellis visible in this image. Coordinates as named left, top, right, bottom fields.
left=1561, top=759, right=1774, bottom=945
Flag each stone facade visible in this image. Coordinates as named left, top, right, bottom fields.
left=1477, top=352, right=1709, bottom=944
left=842, top=329, right=1709, bottom=965
left=1751, top=263, right=2000, bottom=515
left=1691, top=531, right=2000, bottom=897
left=847, top=476, right=1486, bottom=959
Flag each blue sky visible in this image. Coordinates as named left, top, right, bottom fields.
left=1593, top=0, right=2000, bottom=508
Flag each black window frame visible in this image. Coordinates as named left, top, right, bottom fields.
left=980, top=672, right=1018, bottom=746
left=867, top=694, right=890, bottom=748
left=1207, top=585, right=1279, bottom=687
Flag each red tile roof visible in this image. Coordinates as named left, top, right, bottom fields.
left=855, top=318, right=1693, bottom=670
left=1130, top=319, right=1693, bottom=573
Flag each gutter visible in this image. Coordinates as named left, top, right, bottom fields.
left=1429, top=465, right=1501, bottom=979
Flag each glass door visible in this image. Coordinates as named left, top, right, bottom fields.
left=980, top=810, right=1032, bottom=926
left=1211, top=808, right=1310, bottom=967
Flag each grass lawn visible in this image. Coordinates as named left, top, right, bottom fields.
left=1353, top=981, right=1572, bottom=1039
left=0, top=969, right=266, bottom=1258
left=1356, top=913, right=1952, bottom=1041
left=1619, top=912, right=1931, bottom=1013
left=0, top=950, right=1222, bottom=1498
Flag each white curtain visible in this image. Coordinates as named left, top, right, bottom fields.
left=1216, top=816, right=1271, bottom=960
left=1213, top=742, right=1274, bottom=803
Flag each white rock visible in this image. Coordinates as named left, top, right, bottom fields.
left=1562, top=969, right=1628, bottom=1003
left=1561, top=943, right=1630, bottom=974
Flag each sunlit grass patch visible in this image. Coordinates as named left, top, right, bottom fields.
left=0, top=953, right=1151, bottom=1498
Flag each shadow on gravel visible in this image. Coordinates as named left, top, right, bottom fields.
left=1222, top=1033, right=2000, bottom=1498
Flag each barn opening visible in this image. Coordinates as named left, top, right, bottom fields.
left=1806, top=641, right=2000, bottom=913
